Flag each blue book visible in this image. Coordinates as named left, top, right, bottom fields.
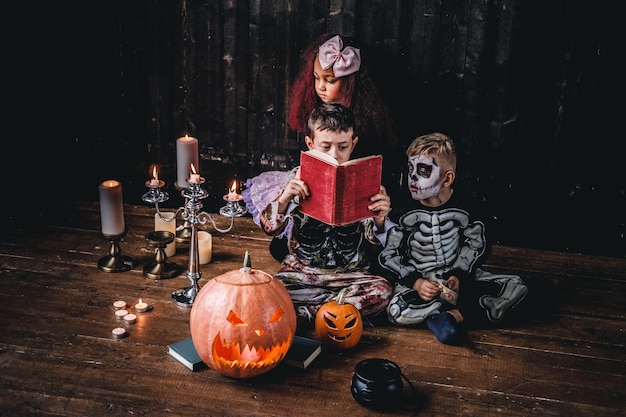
left=167, top=337, right=207, bottom=371
left=283, top=336, right=323, bottom=369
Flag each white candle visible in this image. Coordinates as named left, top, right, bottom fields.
left=149, top=165, right=160, bottom=188
left=176, top=135, right=199, bottom=187
left=112, top=327, right=127, bottom=339
left=198, top=231, right=213, bottom=264
left=115, top=309, right=129, bottom=320
left=155, top=212, right=176, bottom=257
left=99, top=180, right=125, bottom=236
left=227, top=180, right=238, bottom=201
left=112, top=300, right=127, bottom=310
left=189, top=173, right=201, bottom=184
left=135, top=299, right=149, bottom=313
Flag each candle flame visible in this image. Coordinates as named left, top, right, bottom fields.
left=190, top=164, right=197, bottom=174
left=229, top=180, right=238, bottom=193
left=152, top=166, right=158, bottom=181
left=138, top=298, right=143, bottom=304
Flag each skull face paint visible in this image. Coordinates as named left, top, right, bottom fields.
left=408, top=155, right=442, bottom=200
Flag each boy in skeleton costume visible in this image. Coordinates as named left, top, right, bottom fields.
left=380, top=132, right=527, bottom=345
left=250, top=103, right=393, bottom=322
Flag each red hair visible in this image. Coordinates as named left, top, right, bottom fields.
left=289, top=35, right=355, bottom=133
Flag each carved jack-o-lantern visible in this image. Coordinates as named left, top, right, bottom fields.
left=190, top=252, right=297, bottom=378
left=315, top=287, right=363, bottom=350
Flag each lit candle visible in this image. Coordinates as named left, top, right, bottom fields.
left=227, top=179, right=239, bottom=201
left=198, top=231, right=213, bottom=264
left=149, top=165, right=160, bottom=188
left=99, top=180, right=125, bottom=236
left=155, top=212, right=176, bottom=257
left=135, top=298, right=150, bottom=313
left=188, top=163, right=201, bottom=184
left=176, top=135, right=199, bottom=187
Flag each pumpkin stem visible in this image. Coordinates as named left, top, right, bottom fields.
left=240, top=251, right=252, bottom=273
left=336, top=287, right=349, bottom=305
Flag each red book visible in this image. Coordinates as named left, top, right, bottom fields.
left=298, top=150, right=382, bottom=226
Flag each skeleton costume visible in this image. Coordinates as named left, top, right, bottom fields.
left=242, top=170, right=393, bottom=320
left=380, top=154, right=527, bottom=328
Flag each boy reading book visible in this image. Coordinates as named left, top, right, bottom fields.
left=298, top=149, right=382, bottom=226
left=253, top=103, right=394, bottom=324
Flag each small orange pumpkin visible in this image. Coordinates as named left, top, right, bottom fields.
left=190, top=252, right=297, bottom=378
left=315, top=287, right=363, bottom=350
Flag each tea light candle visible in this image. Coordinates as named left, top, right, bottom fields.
left=198, top=231, right=213, bottom=264
left=112, top=327, right=127, bottom=339
left=113, top=300, right=127, bottom=310
left=99, top=180, right=125, bottom=236
left=115, top=309, right=129, bottom=320
left=155, top=212, right=176, bottom=257
left=123, top=313, right=137, bottom=324
left=135, top=299, right=149, bottom=313
left=176, top=135, right=199, bottom=187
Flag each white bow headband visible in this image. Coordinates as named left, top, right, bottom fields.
left=318, top=35, right=361, bottom=77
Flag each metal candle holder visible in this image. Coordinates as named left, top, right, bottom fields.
left=219, top=193, right=247, bottom=217
left=142, top=176, right=235, bottom=307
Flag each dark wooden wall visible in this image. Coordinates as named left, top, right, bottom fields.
left=5, top=1, right=623, bottom=258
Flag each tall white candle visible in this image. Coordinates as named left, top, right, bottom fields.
left=198, top=231, right=213, bottom=265
left=176, top=135, right=199, bottom=187
left=155, top=212, right=176, bottom=257
left=99, top=180, right=125, bottom=235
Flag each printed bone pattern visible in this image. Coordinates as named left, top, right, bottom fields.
left=291, top=210, right=363, bottom=269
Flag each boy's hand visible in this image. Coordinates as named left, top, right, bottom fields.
left=368, top=185, right=391, bottom=229
left=414, top=278, right=441, bottom=301
left=277, top=169, right=309, bottom=213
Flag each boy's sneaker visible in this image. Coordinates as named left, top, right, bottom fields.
left=426, top=312, right=460, bottom=345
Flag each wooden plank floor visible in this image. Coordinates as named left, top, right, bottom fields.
left=0, top=200, right=624, bottom=417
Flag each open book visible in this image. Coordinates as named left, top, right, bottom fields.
left=298, top=149, right=382, bottom=226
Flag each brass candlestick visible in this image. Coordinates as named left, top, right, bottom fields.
left=98, top=229, right=136, bottom=273
left=143, top=231, right=182, bottom=279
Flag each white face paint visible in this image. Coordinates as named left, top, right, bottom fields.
left=407, top=155, right=442, bottom=200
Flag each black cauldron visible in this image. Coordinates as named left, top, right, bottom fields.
left=350, top=358, right=404, bottom=410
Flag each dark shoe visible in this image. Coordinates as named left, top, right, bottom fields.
left=426, top=312, right=459, bottom=345
left=269, top=236, right=289, bottom=262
